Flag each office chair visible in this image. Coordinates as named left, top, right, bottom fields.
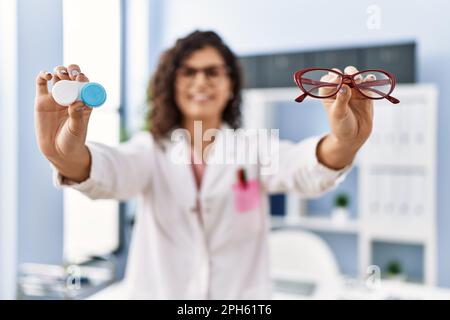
left=269, top=229, right=340, bottom=282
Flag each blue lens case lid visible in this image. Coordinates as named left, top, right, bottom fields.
left=80, top=82, right=107, bottom=107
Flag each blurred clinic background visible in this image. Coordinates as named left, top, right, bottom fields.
left=1, top=0, right=450, bottom=299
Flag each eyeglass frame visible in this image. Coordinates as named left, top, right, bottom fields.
left=175, top=64, right=231, bottom=85
left=293, top=68, right=400, bottom=104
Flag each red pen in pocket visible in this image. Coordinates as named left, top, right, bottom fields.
left=237, top=167, right=248, bottom=188
left=233, top=167, right=260, bottom=213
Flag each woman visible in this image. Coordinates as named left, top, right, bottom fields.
left=34, top=31, right=373, bottom=299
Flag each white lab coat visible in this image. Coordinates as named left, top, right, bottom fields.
left=54, top=124, right=350, bottom=299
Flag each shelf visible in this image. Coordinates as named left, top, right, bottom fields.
left=271, top=216, right=360, bottom=234
left=248, top=84, right=438, bottom=286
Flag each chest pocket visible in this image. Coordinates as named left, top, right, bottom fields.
left=230, top=165, right=265, bottom=241
left=232, top=179, right=261, bottom=213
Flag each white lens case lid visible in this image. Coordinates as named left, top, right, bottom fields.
left=51, top=80, right=81, bottom=106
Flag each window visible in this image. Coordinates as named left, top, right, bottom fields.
left=0, top=0, right=18, bottom=299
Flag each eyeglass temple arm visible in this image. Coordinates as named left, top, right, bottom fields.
left=385, top=95, right=400, bottom=104
left=295, top=93, right=308, bottom=103
left=296, top=91, right=400, bottom=104
left=295, top=78, right=338, bottom=103
left=304, top=78, right=389, bottom=94
left=296, top=78, right=400, bottom=104
left=357, top=80, right=400, bottom=104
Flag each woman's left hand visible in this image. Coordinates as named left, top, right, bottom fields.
left=317, top=66, right=374, bottom=170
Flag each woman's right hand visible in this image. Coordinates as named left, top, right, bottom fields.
left=35, top=64, right=93, bottom=182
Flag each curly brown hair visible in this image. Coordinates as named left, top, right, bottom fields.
left=147, top=30, right=242, bottom=141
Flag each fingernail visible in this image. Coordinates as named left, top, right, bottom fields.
left=60, top=70, right=68, bottom=74
left=76, top=106, right=84, bottom=112
left=339, top=87, right=347, bottom=94
left=45, top=72, right=52, bottom=77
left=71, top=70, right=80, bottom=77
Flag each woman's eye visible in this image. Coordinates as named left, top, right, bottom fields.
left=187, top=70, right=197, bottom=77
left=179, top=68, right=196, bottom=77
left=206, top=69, right=220, bottom=78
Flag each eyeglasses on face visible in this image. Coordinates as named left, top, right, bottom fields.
left=293, top=68, right=400, bottom=104
left=176, top=64, right=230, bottom=85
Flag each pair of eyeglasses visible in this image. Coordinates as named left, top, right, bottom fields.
left=176, top=64, right=230, bottom=84
left=293, top=68, right=400, bottom=104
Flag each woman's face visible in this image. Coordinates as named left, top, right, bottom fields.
left=175, top=46, right=232, bottom=124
